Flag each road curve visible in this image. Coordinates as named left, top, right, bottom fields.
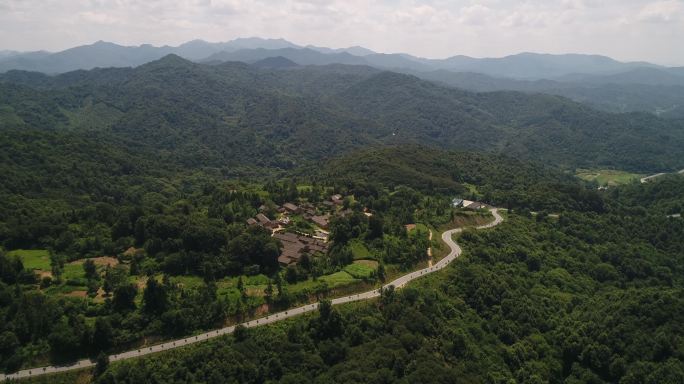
left=640, top=168, right=684, bottom=183
left=0, top=209, right=504, bottom=381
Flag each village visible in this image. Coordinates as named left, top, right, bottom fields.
left=246, top=194, right=489, bottom=268
left=245, top=194, right=362, bottom=266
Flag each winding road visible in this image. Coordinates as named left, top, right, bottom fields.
left=640, top=168, right=684, bottom=183
left=0, top=209, right=504, bottom=381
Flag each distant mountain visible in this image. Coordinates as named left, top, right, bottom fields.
left=252, top=56, right=299, bottom=69
left=2, top=55, right=683, bottom=172
left=0, top=50, right=21, bottom=59
left=413, top=68, right=684, bottom=117
left=202, top=48, right=369, bottom=66
left=423, top=52, right=662, bottom=79
left=0, top=38, right=305, bottom=74
left=0, top=41, right=173, bottom=73
left=2, top=38, right=684, bottom=118
left=306, top=45, right=376, bottom=56
left=1, top=39, right=673, bottom=81
left=558, top=67, right=684, bottom=86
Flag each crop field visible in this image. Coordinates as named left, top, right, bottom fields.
left=8, top=249, right=51, bottom=270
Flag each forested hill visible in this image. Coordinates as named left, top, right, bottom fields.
left=1, top=54, right=684, bottom=172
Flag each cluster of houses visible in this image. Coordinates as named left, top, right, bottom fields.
left=273, top=232, right=329, bottom=266
left=246, top=194, right=350, bottom=266
left=451, top=198, right=489, bottom=210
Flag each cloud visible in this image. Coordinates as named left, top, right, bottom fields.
left=78, top=11, right=120, bottom=25
left=0, top=0, right=682, bottom=65
left=637, top=0, right=683, bottom=23
left=457, top=4, right=493, bottom=26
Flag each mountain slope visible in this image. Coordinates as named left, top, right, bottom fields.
left=1, top=55, right=683, bottom=173
left=413, top=69, right=684, bottom=117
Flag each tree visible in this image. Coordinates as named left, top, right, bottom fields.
left=83, top=259, right=98, bottom=280
left=94, top=352, right=109, bottom=377
left=92, top=317, right=113, bottom=352
left=237, top=276, right=247, bottom=300
left=313, top=300, right=344, bottom=340
left=142, top=277, right=168, bottom=315
left=233, top=324, right=248, bottom=342
left=50, top=252, right=65, bottom=283
left=367, top=215, right=384, bottom=239
left=48, top=319, right=80, bottom=361
left=275, top=273, right=283, bottom=297
left=112, top=284, right=137, bottom=312
left=377, top=263, right=386, bottom=282
left=264, top=280, right=274, bottom=303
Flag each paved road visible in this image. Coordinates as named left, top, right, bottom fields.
left=0, top=209, right=503, bottom=381
left=641, top=168, right=684, bottom=183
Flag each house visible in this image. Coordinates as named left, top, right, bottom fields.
left=255, top=213, right=279, bottom=230
left=246, top=218, right=258, bottom=226
left=273, top=232, right=329, bottom=266
left=331, top=194, right=343, bottom=205
left=465, top=201, right=487, bottom=210
left=256, top=213, right=271, bottom=225
left=283, top=202, right=300, bottom=213
left=338, top=209, right=354, bottom=217
left=311, top=215, right=330, bottom=229
left=451, top=198, right=464, bottom=208
left=301, top=203, right=315, bottom=210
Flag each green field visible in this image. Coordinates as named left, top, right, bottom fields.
left=344, top=262, right=375, bottom=279
left=62, top=263, right=86, bottom=280
left=7, top=249, right=51, bottom=270
left=319, top=271, right=357, bottom=287
left=349, top=239, right=372, bottom=259
left=576, top=169, right=643, bottom=186
left=409, top=223, right=429, bottom=234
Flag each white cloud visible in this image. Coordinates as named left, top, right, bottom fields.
left=78, top=11, right=120, bottom=25
left=637, top=0, right=683, bottom=22
left=0, top=0, right=682, bottom=65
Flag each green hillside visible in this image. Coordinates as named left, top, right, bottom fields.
left=2, top=56, right=684, bottom=172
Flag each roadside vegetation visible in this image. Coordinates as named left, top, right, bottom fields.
left=19, top=175, right=684, bottom=384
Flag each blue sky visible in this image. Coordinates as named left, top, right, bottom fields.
left=1, top=0, right=683, bottom=65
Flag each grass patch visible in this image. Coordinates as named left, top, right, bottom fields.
left=319, top=271, right=357, bottom=287
left=62, top=263, right=85, bottom=280
left=409, top=223, right=429, bottom=234
left=349, top=240, right=372, bottom=260
left=8, top=249, right=51, bottom=270
left=344, top=263, right=375, bottom=279
left=576, top=169, right=643, bottom=186
left=462, top=183, right=480, bottom=197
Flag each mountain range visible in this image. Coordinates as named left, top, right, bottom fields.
left=3, top=38, right=684, bottom=117
left=1, top=54, right=683, bottom=174
left=0, top=38, right=675, bottom=78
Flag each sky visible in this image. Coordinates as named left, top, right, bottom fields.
left=0, top=0, right=683, bottom=65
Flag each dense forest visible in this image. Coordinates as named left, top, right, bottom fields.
left=2, top=56, right=684, bottom=172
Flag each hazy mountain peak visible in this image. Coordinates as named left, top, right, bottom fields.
left=140, top=54, right=195, bottom=69
left=252, top=56, right=299, bottom=69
